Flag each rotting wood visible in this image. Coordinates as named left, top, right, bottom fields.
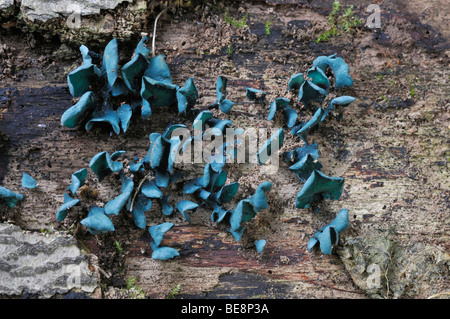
left=0, top=0, right=449, bottom=299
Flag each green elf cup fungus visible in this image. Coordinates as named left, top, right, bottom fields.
left=267, top=98, right=297, bottom=128
left=307, top=208, right=349, bottom=254
left=149, top=222, right=179, bottom=261
left=67, top=45, right=101, bottom=98
left=104, top=175, right=134, bottom=216
left=288, top=73, right=305, bottom=92
left=89, top=150, right=125, bottom=182
left=21, top=172, right=37, bottom=189
left=298, top=80, right=328, bottom=107
left=289, top=154, right=323, bottom=182
left=211, top=205, right=233, bottom=224
left=229, top=226, right=245, bottom=242
left=176, top=77, right=199, bottom=114
left=176, top=200, right=199, bottom=223
left=229, top=181, right=272, bottom=232
left=145, top=54, right=173, bottom=84
left=312, top=55, right=354, bottom=89
left=151, top=246, right=180, bottom=261
left=257, top=128, right=284, bottom=165
left=246, top=88, right=266, bottom=102
left=80, top=206, right=115, bottom=235
left=284, top=143, right=319, bottom=163
left=211, top=76, right=235, bottom=114
left=149, top=222, right=174, bottom=247
left=56, top=193, right=80, bottom=222
left=85, top=109, right=121, bottom=135
left=117, top=103, right=132, bottom=133
left=307, top=66, right=331, bottom=90
left=141, top=180, right=163, bottom=199
left=102, top=38, right=119, bottom=88
left=215, top=182, right=239, bottom=205
left=267, top=97, right=290, bottom=121
left=140, top=76, right=177, bottom=111
left=131, top=192, right=152, bottom=229
left=61, top=91, right=96, bottom=128
left=321, top=95, right=356, bottom=121
left=295, top=170, right=344, bottom=209
left=0, top=186, right=23, bottom=208
left=291, top=107, right=325, bottom=144
left=121, top=37, right=151, bottom=92
left=67, top=168, right=87, bottom=195
left=161, top=195, right=174, bottom=216
left=255, top=239, right=267, bottom=253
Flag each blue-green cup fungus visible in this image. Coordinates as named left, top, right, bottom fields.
left=131, top=192, right=153, bottom=229
left=257, top=128, right=284, bottom=165
left=149, top=222, right=179, bottom=260
left=321, top=96, right=356, bottom=121
left=291, top=107, right=325, bottom=144
left=85, top=109, right=121, bottom=135
left=89, top=150, right=125, bottom=182
left=0, top=186, right=23, bottom=208
left=176, top=77, right=199, bottom=114
left=307, top=208, right=349, bottom=254
left=255, top=239, right=267, bottom=253
left=229, top=181, right=272, bottom=233
left=21, top=172, right=37, bottom=189
left=80, top=206, right=115, bottom=235
left=267, top=97, right=297, bottom=128
left=288, top=73, right=304, bottom=92
left=295, top=170, right=344, bottom=209
left=61, top=91, right=96, bottom=128
left=67, top=168, right=87, bottom=195
left=289, top=154, right=323, bottom=182
left=56, top=193, right=80, bottom=222
left=104, top=175, right=134, bottom=216
left=312, top=55, right=353, bottom=89
left=176, top=199, right=199, bottom=223
left=298, top=80, right=328, bottom=107
left=307, top=66, right=330, bottom=90
left=67, top=45, right=101, bottom=98
left=246, top=88, right=266, bottom=102
left=211, top=75, right=235, bottom=114
left=284, top=143, right=319, bottom=163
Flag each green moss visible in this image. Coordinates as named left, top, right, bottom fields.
left=166, top=284, right=181, bottom=299
left=316, top=1, right=362, bottom=43
left=225, top=11, right=248, bottom=29
left=265, top=21, right=272, bottom=36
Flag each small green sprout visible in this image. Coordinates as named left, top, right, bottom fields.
left=126, top=276, right=137, bottom=289
left=125, top=276, right=146, bottom=299
left=407, top=75, right=419, bottom=98
left=225, top=11, right=248, bottom=29
left=265, top=21, right=272, bottom=36
left=316, top=1, right=362, bottom=43
left=115, top=240, right=123, bottom=254
left=227, top=42, right=233, bottom=55
left=40, top=228, right=53, bottom=234
left=167, top=284, right=181, bottom=299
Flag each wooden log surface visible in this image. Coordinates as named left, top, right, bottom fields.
left=0, top=0, right=449, bottom=299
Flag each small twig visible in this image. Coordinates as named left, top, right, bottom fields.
left=129, top=171, right=153, bottom=212
left=152, top=7, right=168, bottom=58
left=428, top=291, right=450, bottom=299
left=98, top=266, right=112, bottom=279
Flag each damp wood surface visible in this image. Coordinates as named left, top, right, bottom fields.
left=0, top=0, right=449, bottom=298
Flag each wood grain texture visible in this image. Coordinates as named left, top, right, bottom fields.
left=0, top=0, right=448, bottom=298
